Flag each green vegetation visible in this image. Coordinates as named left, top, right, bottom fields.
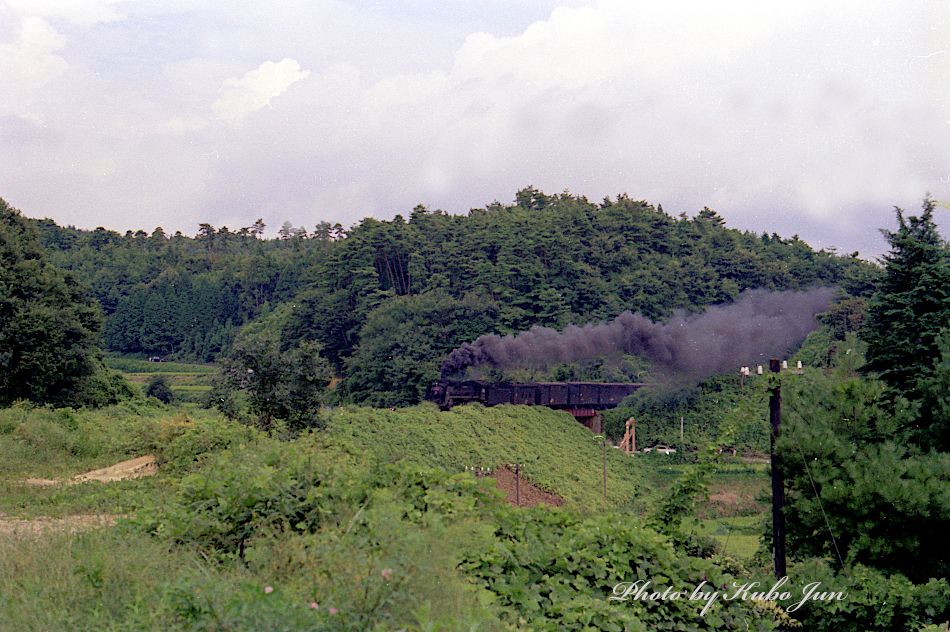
left=778, top=347, right=950, bottom=582
left=2, top=390, right=948, bottom=629
left=0, top=198, right=128, bottom=407
left=104, top=357, right=216, bottom=375
left=0, top=403, right=782, bottom=631
left=145, top=375, right=175, bottom=404
left=695, top=516, right=762, bottom=559
left=105, top=356, right=215, bottom=403
left=215, top=324, right=333, bottom=430
left=324, top=403, right=641, bottom=509
left=774, top=200, right=950, bottom=582
left=861, top=196, right=950, bottom=450
left=342, top=291, right=499, bottom=405
left=2, top=192, right=947, bottom=629
left=604, top=374, right=771, bottom=455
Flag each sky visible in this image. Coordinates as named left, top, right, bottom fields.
left=1, top=0, right=948, bottom=257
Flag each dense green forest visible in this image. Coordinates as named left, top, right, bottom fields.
left=21, top=188, right=879, bottom=406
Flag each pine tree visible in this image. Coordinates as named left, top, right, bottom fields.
left=861, top=197, right=950, bottom=444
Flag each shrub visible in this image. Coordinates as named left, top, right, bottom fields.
left=155, top=414, right=259, bottom=472
left=783, top=560, right=950, bottom=631
left=460, top=509, right=782, bottom=630
left=71, top=364, right=137, bottom=407
left=135, top=440, right=349, bottom=559
left=145, top=375, right=175, bottom=404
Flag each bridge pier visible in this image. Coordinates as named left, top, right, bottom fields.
left=567, top=408, right=602, bottom=434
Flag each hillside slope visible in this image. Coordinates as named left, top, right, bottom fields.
left=324, top=403, right=641, bottom=510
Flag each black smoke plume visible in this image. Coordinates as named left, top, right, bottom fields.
left=440, top=288, right=836, bottom=380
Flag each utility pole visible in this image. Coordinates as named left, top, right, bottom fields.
left=769, top=358, right=787, bottom=579
left=680, top=416, right=684, bottom=442
left=594, top=434, right=607, bottom=506
left=515, top=464, right=521, bottom=506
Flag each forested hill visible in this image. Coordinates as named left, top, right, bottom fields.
left=27, top=188, right=880, bottom=400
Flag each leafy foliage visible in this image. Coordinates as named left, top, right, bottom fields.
left=24, top=190, right=879, bottom=391
left=323, top=403, right=642, bottom=509
left=216, top=324, right=333, bottom=431
left=0, top=198, right=120, bottom=407
left=133, top=429, right=782, bottom=630
left=648, top=459, right=716, bottom=557
left=784, top=560, right=950, bottom=632
left=145, top=375, right=175, bottom=404
left=343, top=291, right=499, bottom=405
left=604, top=375, right=771, bottom=455
left=460, top=509, right=780, bottom=630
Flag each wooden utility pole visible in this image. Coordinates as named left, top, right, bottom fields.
left=769, top=358, right=787, bottom=579
left=602, top=437, right=607, bottom=504
left=680, top=416, right=684, bottom=442
left=514, top=463, right=521, bottom=507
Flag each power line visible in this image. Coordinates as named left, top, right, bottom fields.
left=789, top=433, right=847, bottom=570
left=784, top=399, right=847, bottom=571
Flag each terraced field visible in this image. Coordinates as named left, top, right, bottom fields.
left=104, top=356, right=215, bottom=403
left=644, top=460, right=769, bottom=560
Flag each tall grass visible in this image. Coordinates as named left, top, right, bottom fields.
left=0, top=401, right=250, bottom=477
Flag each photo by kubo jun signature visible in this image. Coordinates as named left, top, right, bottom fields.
left=608, top=576, right=847, bottom=616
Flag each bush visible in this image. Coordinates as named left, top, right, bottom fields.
left=461, top=509, right=782, bottom=630
left=155, top=414, right=260, bottom=472
left=779, top=365, right=950, bottom=582
left=136, top=442, right=503, bottom=561
left=144, top=375, right=175, bottom=404
left=784, top=560, right=950, bottom=631
left=70, top=364, right=137, bottom=408
left=135, top=440, right=348, bottom=559
left=134, top=436, right=785, bottom=629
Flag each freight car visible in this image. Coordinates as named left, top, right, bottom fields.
left=425, top=380, right=647, bottom=412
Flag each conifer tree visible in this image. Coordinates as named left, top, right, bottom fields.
left=861, top=197, right=950, bottom=445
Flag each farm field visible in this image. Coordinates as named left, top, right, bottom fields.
left=642, top=459, right=769, bottom=561
left=104, top=356, right=216, bottom=403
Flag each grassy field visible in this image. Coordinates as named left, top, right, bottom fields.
left=642, top=458, right=769, bottom=560
left=696, top=515, right=763, bottom=559
left=0, top=401, right=781, bottom=629
left=0, top=402, right=246, bottom=520
left=104, top=356, right=215, bottom=403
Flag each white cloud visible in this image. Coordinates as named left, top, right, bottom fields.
left=0, top=16, right=67, bottom=118
left=211, top=58, right=311, bottom=124
left=4, top=0, right=129, bottom=26
left=1, top=0, right=947, bottom=255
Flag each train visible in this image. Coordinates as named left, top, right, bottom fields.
left=425, top=380, right=648, bottom=411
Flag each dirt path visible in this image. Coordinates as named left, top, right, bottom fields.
left=0, top=513, right=119, bottom=538
left=2, top=456, right=153, bottom=539
left=23, top=455, right=158, bottom=487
